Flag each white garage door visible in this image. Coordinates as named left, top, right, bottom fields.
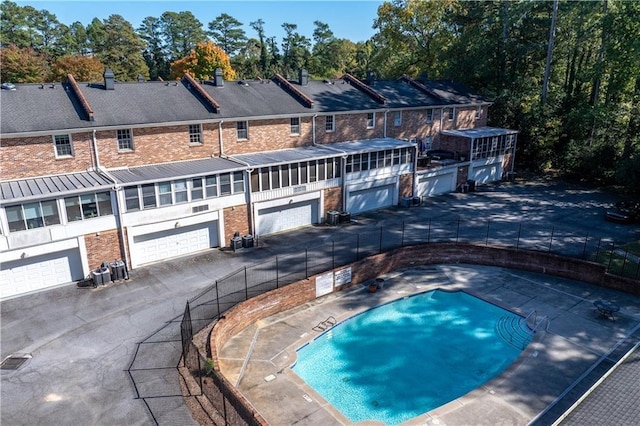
left=257, top=199, right=319, bottom=235
left=471, top=161, right=503, bottom=184
left=417, top=171, right=456, bottom=198
left=348, top=184, right=394, bottom=214
left=0, top=249, right=83, bottom=299
left=133, top=222, right=219, bottom=266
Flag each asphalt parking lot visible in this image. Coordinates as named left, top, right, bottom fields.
left=1, top=177, right=639, bottom=425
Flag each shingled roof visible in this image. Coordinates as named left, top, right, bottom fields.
left=0, top=71, right=489, bottom=136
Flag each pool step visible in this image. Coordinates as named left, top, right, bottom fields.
left=313, top=316, right=336, bottom=332
left=495, top=315, right=534, bottom=350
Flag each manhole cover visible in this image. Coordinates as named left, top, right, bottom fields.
left=1, top=354, right=32, bottom=370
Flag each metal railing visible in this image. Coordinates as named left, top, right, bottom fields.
left=129, top=218, right=639, bottom=425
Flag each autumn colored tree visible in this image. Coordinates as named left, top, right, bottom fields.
left=49, top=55, right=104, bottom=82
left=169, top=40, right=236, bottom=80
left=0, top=45, right=49, bottom=83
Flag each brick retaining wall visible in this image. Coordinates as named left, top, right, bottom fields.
left=210, top=243, right=639, bottom=367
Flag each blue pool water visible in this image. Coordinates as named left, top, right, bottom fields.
left=292, top=290, right=530, bottom=425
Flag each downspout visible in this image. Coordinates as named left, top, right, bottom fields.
left=511, top=134, right=517, bottom=172
left=92, top=130, right=131, bottom=269
left=312, top=114, right=317, bottom=145
left=383, top=109, right=389, bottom=138
left=218, top=121, right=225, bottom=156
left=225, top=155, right=255, bottom=240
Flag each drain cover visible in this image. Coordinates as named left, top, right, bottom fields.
left=0, top=354, right=32, bottom=370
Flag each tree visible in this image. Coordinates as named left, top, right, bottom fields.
left=170, top=40, right=236, bottom=81
left=0, top=1, right=32, bottom=48
left=49, top=55, right=104, bottom=82
left=208, top=13, right=247, bottom=57
left=92, top=15, right=149, bottom=81
left=138, top=16, right=170, bottom=80
left=250, top=19, right=269, bottom=76
left=281, top=23, right=311, bottom=77
left=0, top=45, right=49, bottom=82
left=160, top=11, right=207, bottom=61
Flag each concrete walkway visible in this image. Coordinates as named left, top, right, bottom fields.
left=218, top=264, right=640, bottom=425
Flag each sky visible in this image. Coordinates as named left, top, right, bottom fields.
left=16, top=0, right=384, bottom=44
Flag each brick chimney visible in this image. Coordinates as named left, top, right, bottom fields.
left=366, top=70, right=376, bottom=85
left=299, top=69, right=309, bottom=86
left=104, top=69, right=115, bottom=90
left=214, top=68, right=224, bottom=87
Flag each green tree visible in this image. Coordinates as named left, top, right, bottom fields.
left=160, top=11, right=207, bottom=61
left=138, top=16, right=170, bottom=80
left=250, top=19, right=269, bottom=76
left=92, top=15, right=149, bottom=81
left=208, top=13, right=247, bottom=57
left=0, top=1, right=32, bottom=48
left=281, top=22, right=311, bottom=77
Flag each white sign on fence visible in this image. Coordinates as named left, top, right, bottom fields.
left=315, top=272, right=334, bottom=297
left=334, top=267, right=352, bottom=287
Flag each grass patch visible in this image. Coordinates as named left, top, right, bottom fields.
left=593, top=240, right=640, bottom=279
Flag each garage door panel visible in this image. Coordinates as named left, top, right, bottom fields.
left=348, top=185, right=394, bottom=214
left=472, top=161, right=503, bottom=184
left=257, top=200, right=318, bottom=235
left=418, top=172, right=455, bottom=197
left=133, top=221, right=219, bottom=266
left=1, top=249, right=83, bottom=299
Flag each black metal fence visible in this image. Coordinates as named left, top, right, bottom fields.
left=176, top=218, right=639, bottom=425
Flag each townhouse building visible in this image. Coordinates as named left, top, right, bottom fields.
left=0, top=69, right=517, bottom=299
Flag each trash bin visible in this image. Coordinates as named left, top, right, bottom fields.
left=411, top=196, right=421, bottom=207
left=230, top=236, right=242, bottom=251
left=339, top=211, right=351, bottom=224
left=401, top=196, right=411, bottom=207
left=242, top=234, right=254, bottom=248
left=326, top=210, right=339, bottom=226
left=109, top=260, right=126, bottom=281
left=466, top=179, right=476, bottom=192
left=92, top=267, right=110, bottom=286
left=461, top=182, right=469, bottom=193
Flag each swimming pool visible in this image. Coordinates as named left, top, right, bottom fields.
left=292, top=289, right=531, bottom=425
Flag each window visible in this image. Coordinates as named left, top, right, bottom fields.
left=232, top=171, right=244, bottom=193
left=65, top=192, right=112, bottom=221
left=220, top=174, right=231, bottom=195
left=475, top=106, right=482, bottom=120
left=137, top=184, right=155, bottom=209
left=117, top=129, right=133, bottom=151
left=366, top=112, right=375, bottom=129
left=53, top=134, right=73, bottom=157
left=124, top=187, right=140, bottom=211
left=325, top=115, right=335, bottom=132
left=6, top=200, right=60, bottom=231
left=270, top=167, right=280, bottom=189
left=205, top=175, right=218, bottom=198
left=174, top=180, right=188, bottom=203
left=445, top=107, right=455, bottom=122
left=191, top=178, right=203, bottom=200
left=236, top=121, right=248, bottom=140
left=426, top=109, right=434, bottom=123
left=189, top=124, right=202, bottom=144
left=393, top=111, right=402, bottom=127
left=290, top=117, right=300, bottom=135
left=158, top=182, right=172, bottom=205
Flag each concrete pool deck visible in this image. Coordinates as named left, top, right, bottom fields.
left=217, top=264, right=640, bottom=426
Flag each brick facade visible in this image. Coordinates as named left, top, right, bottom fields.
left=315, top=112, right=385, bottom=144
left=96, top=125, right=220, bottom=168
left=1, top=133, right=94, bottom=179
left=223, top=204, right=250, bottom=245
left=84, top=229, right=123, bottom=271
left=323, top=187, right=343, bottom=213
left=222, top=117, right=313, bottom=155
left=399, top=173, right=413, bottom=199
